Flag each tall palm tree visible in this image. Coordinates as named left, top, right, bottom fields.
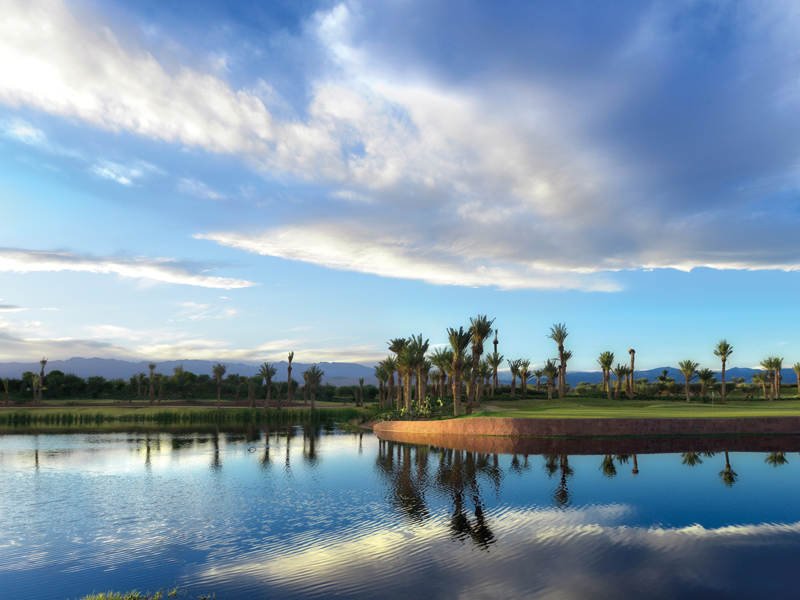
left=519, top=359, right=531, bottom=395
left=258, top=362, right=278, bottom=410
left=408, top=334, right=430, bottom=409
left=597, top=351, right=615, bottom=398
left=374, top=365, right=387, bottom=408
left=396, top=343, right=419, bottom=411
left=37, top=357, right=47, bottom=406
left=388, top=338, right=408, bottom=409
left=420, top=359, right=432, bottom=406
left=696, top=368, right=715, bottom=398
left=627, top=348, right=636, bottom=396
left=775, top=357, right=784, bottom=399
left=148, top=362, right=156, bottom=406
left=478, top=359, right=491, bottom=400
left=447, top=326, right=472, bottom=416
left=612, top=364, right=630, bottom=400
left=486, top=351, right=504, bottom=397
left=533, top=369, right=544, bottom=392
left=1, top=378, right=9, bottom=407
left=542, top=359, right=559, bottom=401
left=714, top=340, right=733, bottom=403
left=303, top=365, right=324, bottom=410
left=548, top=324, right=568, bottom=400
left=467, top=315, right=495, bottom=414
left=212, top=363, right=227, bottom=410
left=381, top=356, right=398, bottom=410
left=286, top=351, right=295, bottom=407
left=793, top=363, right=800, bottom=398
left=678, top=360, right=699, bottom=403
left=507, top=359, right=521, bottom=397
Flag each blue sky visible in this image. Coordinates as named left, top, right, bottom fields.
left=1, top=0, right=800, bottom=372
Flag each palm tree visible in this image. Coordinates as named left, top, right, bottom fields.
left=751, top=371, right=769, bottom=399
left=487, top=351, right=504, bottom=397
left=467, top=315, right=495, bottom=415
left=597, top=351, right=614, bottom=398
left=612, top=364, right=630, bottom=400
left=148, top=362, right=156, bottom=405
left=507, top=359, right=521, bottom=397
left=358, top=377, right=365, bottom=407
left=430, top=348, right=450, bottom=400
left=409, top=334, right=430, bottom=409
left=542, top=359, right=559, bottom=401
left=32, top=375, right=40, bottom=403
left=388, top=338, right=408, bottom=408
left=447, top=326, right=472, bottom=416
left=286, top=351, right=295, bottom=407
left=381, top=356, right=398, bottom=410
left=519, top=359, right=531, bottom=395
left=533, top=369, right=544, bottom=392
left=696, top=368, right=715, bottom=398
left=137, top=372, right=146, bottom=398
left=793, top=363, right=800, bottom=398
left=2, top=378, right=9, bottom=407
left=212, top=363, right=227, bottom=409
left=478, top=359, right=491, bottom=400
left=374, top=365, right=387, bottom=408
left=775, top=357, right=784, bottom=399
left=37, top=357, right=47, bottom=406
left=678, top=360, right=699, bottom=403
left=173, top=364, right=185, bottom=398
left=548, top=324, right=568, bottom=400
left=303, top=365, right=324, bottom=410
left=627, top=348, right=636, bottom=396
left=396, top=343, right=419, bottom=411
left=420, top=359, right=432, bottom=406
left=258, top=362, right=278, bottom=410
left=714, top=340, right=733, bottom=403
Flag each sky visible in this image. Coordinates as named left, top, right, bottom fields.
left=1, top=0, right=800, bottom=373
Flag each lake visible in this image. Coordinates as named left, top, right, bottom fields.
left=2, top=425, right=800, bottom=599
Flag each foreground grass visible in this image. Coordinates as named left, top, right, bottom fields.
left=477, top=397, right=800, bottom=419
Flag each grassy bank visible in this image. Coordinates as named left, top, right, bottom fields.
left=477, top=397, right=800, bottom=418
left=0, top=406, right=372, bottom=427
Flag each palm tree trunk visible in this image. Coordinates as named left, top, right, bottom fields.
left=397, top=373, right=403, bottom=410
left=685, top=377, right=691, bottom=403
left=721, top=359, right=727, bottom=404
left=607, top=374, right=613, bottom=400
left=453, top=365, right=462, bottom=416
left=467, top=352, right=480, bottom=415
left=558, top=347, right=565, bottom=400
left=492, top=366, right=498, bottom=396
left=286, top=366, right=293, bottom=407
left=311, top=385, right=316, bottom=410
left=405, top=369, right=413, bottom=411
left=264, top=379, right=272, bottom=410
left=615, top=378, right=622, bottom=399
left=217, top=382, right=221, bottom=410
left=547, top=380, right=553, bottom=401
left=510, top=376, right=516, bottom=397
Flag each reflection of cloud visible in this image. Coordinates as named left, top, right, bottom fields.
left=0, top=248, right=257, bottom=289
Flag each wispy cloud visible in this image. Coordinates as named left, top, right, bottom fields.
left=0, top=304, right=26, bottom=312
left=0, top=248, right=258, bottom=290
left=176, top=177, right=226, bottom=200
left=90, top=160, right=161, bottom=186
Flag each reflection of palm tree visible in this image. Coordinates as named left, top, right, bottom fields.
left=600, top=455, right=617, bottom=478
left=631, top=454, right=639, bottom=477
left=302, top=424, right=320, bottom=467
left=543, top=454, right=573, bottom=508
left=681, top=452, right=704, bottom=467
left=765, top=452, right=789, bottom=467
left=719, top=452, right=738, bottom=487
left=211, top=426, right=222, bottom=472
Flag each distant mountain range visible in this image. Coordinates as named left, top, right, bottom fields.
left=0, top=358, right=764, bottom=388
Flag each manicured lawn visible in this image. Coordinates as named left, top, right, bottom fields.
left=476, top=397, right=800, bottom=418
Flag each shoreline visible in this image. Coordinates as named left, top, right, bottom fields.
left=372, top=416, right=800, bottom=439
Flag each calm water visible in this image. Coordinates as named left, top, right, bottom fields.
left=2, top=426, right=800, bottom=599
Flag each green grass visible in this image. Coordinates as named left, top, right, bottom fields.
left=476, top=397, right=800, bottom=419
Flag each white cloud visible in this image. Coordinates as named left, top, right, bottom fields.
left=0, top=304, right=26, bottom=312
left=195, top=226, right=622, bottom=292
left=176, top=177, right=225, bottom=200
left=0, top=248, right=258, bottom=290
left=90, top=159, right=160, bottom=186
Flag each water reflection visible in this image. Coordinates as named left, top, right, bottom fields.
left=5, top=428, right=800, bottom=599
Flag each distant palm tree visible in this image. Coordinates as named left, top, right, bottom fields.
left=507, top=359, right=522, bottom=397
left=678, top=360, right=699, bottom=403
left=696, top=368, right=715, bottom=398
left=303, top=365, right=324, bottom=410
left=468, top=315, right=495, bottom=414
left=533, top=369, right=544, bottom=392
left=447, top=326, right=472, bottom=416
left=381, top=356, right=398, bottom=410
left=519, top=359, right=531, bottom=395
left=286, top=351, right=295, bottom=407
left=374, top=365, right=388, bottom=408
left=212, top=363, right=227, bottom=410
left=627, top=349, right=636, bottom=397
left=37, top=357, right=47, bottom=406
left=751, top=371, right=769, bottom=399
left=542, top=359, right=559, bottom=401
left=597, top=351, right=615, bottom=399
left=612, top=364, right=630, bottom=400
left=714, top=340, right=733, bottom=403
left=148, top=362, right=156, bottom=405
left=793, top=363, right=800, bottom=398
left=258, top=362, right=278, bottom=410
left=487, top=351, right=504, bottom=397
left=548, top=324, right=568, bottom=400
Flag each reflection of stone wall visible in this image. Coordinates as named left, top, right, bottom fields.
left=375, top=428, right=800, bottom=455
left=373, top=416, right=800, bottom=444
